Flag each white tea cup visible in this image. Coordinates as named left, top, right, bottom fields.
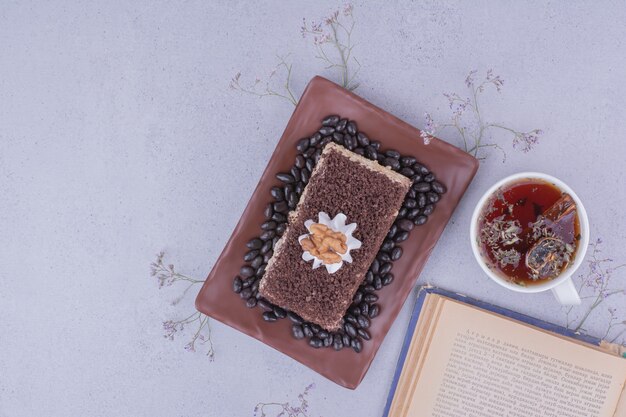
left=470, top=172, right=589, bottom=305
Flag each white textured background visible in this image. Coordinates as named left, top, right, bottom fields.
left=1, top=1, right=625, bottom=416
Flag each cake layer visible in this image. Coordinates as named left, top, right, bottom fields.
left=259, top=143, right=411, bottom=331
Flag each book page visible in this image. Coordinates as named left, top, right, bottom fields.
left=406, top=299, right=626, bottom=417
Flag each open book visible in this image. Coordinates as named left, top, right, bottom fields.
left=383, top=287, right=626, bottom=417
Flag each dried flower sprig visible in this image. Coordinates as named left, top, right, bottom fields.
left=422, top=69, right=543, bottom=161
left=253, top=383, right=318, bottom=417
left=301, top=4, right=360, bottom=91
left=602, top=308, right=626, bottom=343
left=151, top=251, right=205, bottom=290
left=230, top=4, right=359, bottom=107
left=229, top=55, right=298, bottom=106
left=151, top=252, right=215, bottom=358
left=565, top=238, right=626, bottom=344
left=163, top=311, right=214, bottom=360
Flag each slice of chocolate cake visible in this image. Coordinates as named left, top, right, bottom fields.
left=259, top=143, right=411, bottom=331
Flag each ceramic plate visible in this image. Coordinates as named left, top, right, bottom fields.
left=195, top=76, right=479, bottom=389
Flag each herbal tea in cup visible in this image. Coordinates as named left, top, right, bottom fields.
left=470, top=173, right=589, bottom=305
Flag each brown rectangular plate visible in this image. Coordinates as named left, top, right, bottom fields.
left=195, top=76, right=479, bottom=389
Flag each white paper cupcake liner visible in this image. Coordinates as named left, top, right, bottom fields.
left=298, top=211, right=362, bottom=274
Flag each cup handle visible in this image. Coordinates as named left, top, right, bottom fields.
left=551, top=278, right=581, bottom=305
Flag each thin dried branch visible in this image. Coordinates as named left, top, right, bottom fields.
left=253, top=384, right=318, bottom=417
left=151, top=252, right=215, bottom=358
left=229, top=55, right=298, bottom=106
left=564, top=239, right=626, bottom=345
left=421, top=70, right=543, bottom=161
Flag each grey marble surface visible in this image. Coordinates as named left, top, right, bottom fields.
left=1, top=1, right=626, bottom=416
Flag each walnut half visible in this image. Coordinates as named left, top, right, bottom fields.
left=300, top=223, right=348, bottom=265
